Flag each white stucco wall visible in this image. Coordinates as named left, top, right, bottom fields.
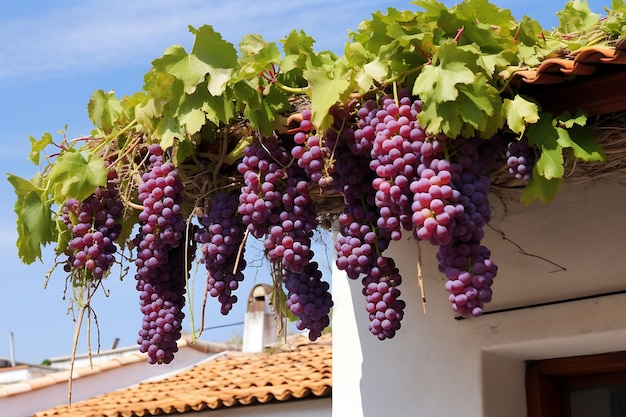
left=333, top=178, right=626, bottom=417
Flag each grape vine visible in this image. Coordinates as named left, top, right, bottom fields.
left=8, top=0, right=616, bottom=363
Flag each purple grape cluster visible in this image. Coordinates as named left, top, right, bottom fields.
left=362, top=257, right=405, bottom=339
left=291, top=109, right=334, bottom=187
left=369, top=96, right=424, bottom=240
left=134, top=144, right=189, bottom=364
left=263, top=165, right=318, bottom=274
left=331, top=111, right=405, bottom=340
left=436, top=138, right=498, bottom=317
left=283, top=258, right=333, bottom=341
left=238, top=136, right=331, bottom=340
left=237, top=139, right=290, bottom=238
left=360, top=94, right=466, bottom=248
left=506, top=137, right=534, bottom=182
left=61, top=170, right=123, bottom=280
left=196, top=192, right=246, bottom=315
left=437, top=243, right=496, bottom=317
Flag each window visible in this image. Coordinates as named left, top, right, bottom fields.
left=526, top=351, right=626, bottom=417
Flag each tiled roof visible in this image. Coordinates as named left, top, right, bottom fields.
left=33, top=336, right=331, bottom=417
left=0, top=353, right=145, bottom=399
left=0, top=336, right=234, bottom=399
left=511, top=39, right=626, bottom=86
left=510, top=39, right=626, bottom=116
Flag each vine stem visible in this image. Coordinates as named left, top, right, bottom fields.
left=118, top=192, right=144, bottom=211
left=383, top=62, right=427, bottom=86
left=416, top=241, right=427, bottom=314
left=67, top=285, right=95, bottom=406
left=198, top=281, right=209, bottom=339
left=183, top=218, right=197, bottom=343
left=68, top=303, right=86, bottom=405
left=487, top=223, right=567, bottom=273
left=274, top=80, right=309, bottom=95
left=92, top=119, right=138, bottom=155
left=232, top=228, right=250, bottom=274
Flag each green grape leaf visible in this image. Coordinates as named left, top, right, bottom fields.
left=7, top=174, right=55, bottom=264
left=556, top=124, right=606, bottom=162
left=177, top=89, right=209, bottom=136
left=202, top=89, right=235, bottom=126
left=157, top=114, right=185, bottom=150
left=173, top=137, right=196, bottom=166
left=355, top=58, right=388, bottom=91
left=189, top=25, right=238, bottom=96
left=557, top=0, right=601, bottom=33
left=502, top=95, right=540, bottom=135
left=413, top=60, right=475, bottom=103
left=28, top=132, right=53, bottom=166
left=237, top=34, right=281, bottom=81
left=154, top=46, right=212, bottom=95
left=520, top=165, right=563, bottom=205
left=282, top=30, right=316, bottom=59
left=527, top=114, right=564, bottom=180
left=234, top=81, right=275, bottom=136
left=303, top=62, right=351, bottom=131
left=178, top=107, right=206, bottom=137
left=536, top=144, right=564, bottom=180
left=88, top=90, right=123, bottom=133
left=46, top=152, right=107, bottom=203
left=556, top=110, right=587, bottom=128
left=418, top=72, right=501, bottom=138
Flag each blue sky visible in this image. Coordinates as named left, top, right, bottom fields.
left=0, top=0, right=610, bottom=364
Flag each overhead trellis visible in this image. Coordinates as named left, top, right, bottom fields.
left=7, top=0, right=626, bottom=368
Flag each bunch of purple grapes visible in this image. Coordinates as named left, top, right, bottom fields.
left=290, top=109, right=334, bottom=187
left=331, top=111, right=405, bottom=340
left=506, top=137, right=534, bottom=182
left=283, top=257, right=333, bottom=341
left=362, top=257, right=405, bottom=339
left=134, top=144, right=189, bottom=364
left=263, top=164, right=318, bottom=274
left=239, top=135, right=331, bottom=340
left=61, top=170, right=123, bottom=280
left=368, top=96, right=424, bottom=240
left=196, top=192, right=246, bottom=315
left=237, top=138, right=290, bottom=238
left=437, top=242, right=496, bottom=317
left=435, top=138, right=498, bottom=317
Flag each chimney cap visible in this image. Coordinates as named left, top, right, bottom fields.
left=247, top=283, right=273, bottom=312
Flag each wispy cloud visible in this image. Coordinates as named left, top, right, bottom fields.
left=0, top=0, right=407, bottom=82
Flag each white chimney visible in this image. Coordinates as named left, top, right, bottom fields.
left=242, top=284, right=277, bottom=352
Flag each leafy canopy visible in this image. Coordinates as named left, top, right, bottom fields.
left=8, top=0, right=620, bottom=264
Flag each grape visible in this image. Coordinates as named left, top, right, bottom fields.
left=291, top=110, right=334, bottom=187
left=506, top=137, right=534, bottom=182
left=437, top=242, right=496, bottom=317
left=134, top=145, right=190, bottom=364
left=362, top=257, right=405, bottom=340
left=435, top=137, right=499, bottom=317
left=330, top=107, right=406, bottom=339
left=196, top=192, right=246, bottom=315
left=263, top=164, right=318, bottom=274
left=283, top=257, right=333, bottom=341
left=60, top=170, right=123, bottom=281
left=369, top=95, right=426, bottom=240
left=237, top=138, right=290, bottom=238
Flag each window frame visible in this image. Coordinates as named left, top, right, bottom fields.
left=525, top=351, right=626, bottom=417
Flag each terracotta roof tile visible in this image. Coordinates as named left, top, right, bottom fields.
left=511, top=39, right=626, bottom=86
left=32, top=336, right=332, bottom=417
left=510, top=39, right=626, bottom=116
left=0, top=336, right=235, bottom=400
